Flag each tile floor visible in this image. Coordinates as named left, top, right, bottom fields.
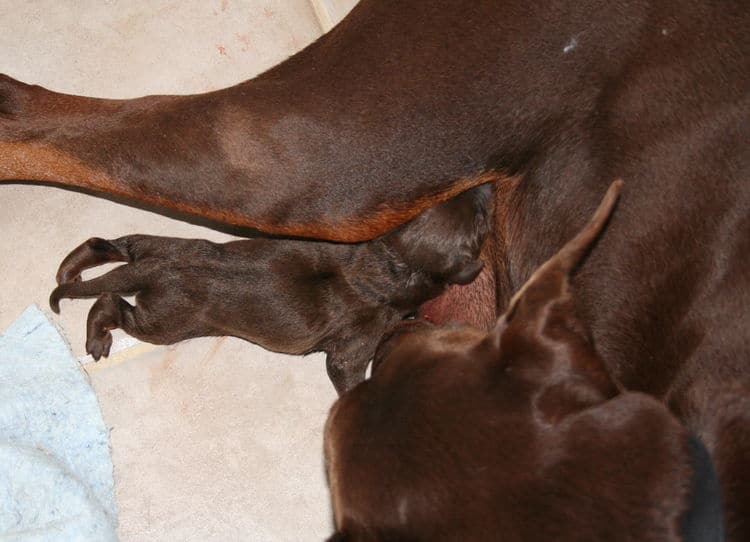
left=1, top=1, right=357, bottom=540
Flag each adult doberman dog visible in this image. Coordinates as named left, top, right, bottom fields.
left=0, top=0, right=748, bottom=537
left=325, top=181, right=725, bottom=541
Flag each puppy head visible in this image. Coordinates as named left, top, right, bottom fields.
left=324, top=181, right=694, bottom=541
left=386, top=183, right=493, bottom=285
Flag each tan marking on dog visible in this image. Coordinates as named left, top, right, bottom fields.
left=0, top=141, right=120, bottom=192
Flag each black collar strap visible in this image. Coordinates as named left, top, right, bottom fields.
left=681, top=435, right=725, bottom=542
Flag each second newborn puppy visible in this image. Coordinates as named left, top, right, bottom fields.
left=325, top=181, right=724, bottom=541
left=49, top=185, right=491, bottom=394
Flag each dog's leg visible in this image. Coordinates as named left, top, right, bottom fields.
left=54, top=234, right=200, bottom=286
left=326, top=349, right=372, bottom=395
left=53, top=263, right=175, bottom=359
left=85, top=293, right=130, bottom=360
left=85, top=291, right=194, bottom=360
left=55, top=237, right=132, bottom=285
left=85, top=292, right=172, bottom=360
left=0, top=0, right=562, bottom=241
left=50, top=262, right=144, bottom=313
left=53, top=235, right=224, bottom=357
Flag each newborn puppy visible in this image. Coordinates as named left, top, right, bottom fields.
left=325, top=181, right=724, bottom=541
left=49, top=185, right=491, bottom=394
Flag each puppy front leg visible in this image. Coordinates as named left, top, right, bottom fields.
left=86, top=293, right=131, bottom=360
left=326, top=350, right=371, bottom=396
left=55, top=237, right=132, bottom=285
left=86, top=292, right=189, bottom=361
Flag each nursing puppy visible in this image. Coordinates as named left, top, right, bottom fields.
left=325, top=181, right=724, bottom=541
left=49, top=185, right=491, bottom=394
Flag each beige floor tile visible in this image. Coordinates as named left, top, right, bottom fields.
left=90, top=338, right=335, bottom=542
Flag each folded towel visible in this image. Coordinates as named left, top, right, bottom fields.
left=0, top=305, right=118, bottom=541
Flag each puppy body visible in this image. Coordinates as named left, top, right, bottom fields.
left=326, top=182, right=724, bottom=540
left=50, top=185, right=492, bottom=394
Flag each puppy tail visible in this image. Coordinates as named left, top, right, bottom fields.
left=49, top=265, right=144, bottom=314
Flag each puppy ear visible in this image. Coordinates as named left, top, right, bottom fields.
left=493, top=180, right=622, bottom=340
left=488, top=181, right=623, bottom=422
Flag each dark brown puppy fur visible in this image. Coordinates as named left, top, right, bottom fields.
left=325, top=182, right=723, bottom=541
left=49, top=185, right=492, bottom=394
left=1, top=1, right=749, bottom=535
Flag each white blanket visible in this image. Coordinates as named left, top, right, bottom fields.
left=0, top=305, right=117, bottom=541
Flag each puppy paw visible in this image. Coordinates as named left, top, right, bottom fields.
left=49, top=279, right=85, bottom=314
left=86, top=330, right=113, bottom=361
left=56, top=237, right=127, bottom=285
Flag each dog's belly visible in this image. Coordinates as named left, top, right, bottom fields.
left=418, top=261, right=496, bottom=330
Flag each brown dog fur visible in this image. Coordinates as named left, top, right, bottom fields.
left=49, top=185, right=492, bottom=394
left=325, top=182, right=723, bottom=541
left=1, top=1, right=749, bottom=535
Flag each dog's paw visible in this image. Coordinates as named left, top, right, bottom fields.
left=55, top=237, right=129, bottom=285
left=86, top=330, right=113, bottom=361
